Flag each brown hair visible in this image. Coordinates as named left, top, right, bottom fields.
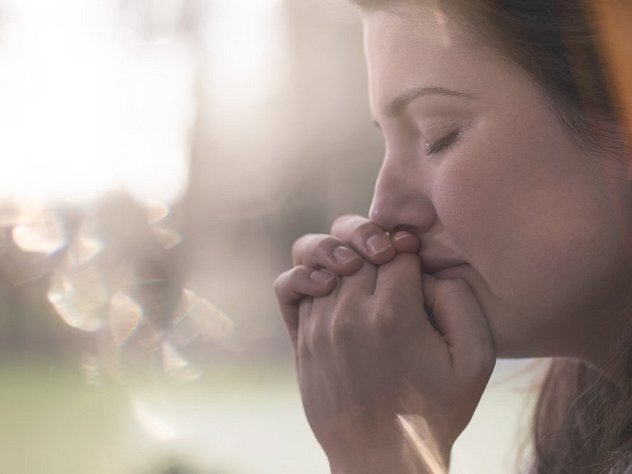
left=349, top=0, right=631, bottom=472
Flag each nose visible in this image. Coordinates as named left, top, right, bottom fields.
left=368, top=155, right=437, bottom=233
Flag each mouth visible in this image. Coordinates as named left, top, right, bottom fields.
left=426, top=264, right=470, bottom=279
left=421, top=256, right=469, bottom=278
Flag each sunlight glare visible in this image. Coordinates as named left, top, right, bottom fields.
left=204, top=0, right=287, bottom=112
left=0, top=0, right=193, bottom=203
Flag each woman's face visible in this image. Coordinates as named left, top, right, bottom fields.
left=363, top=5, right=632, bottom=363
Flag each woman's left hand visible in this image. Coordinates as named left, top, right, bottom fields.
left=296, top=251, right=496, bottom=473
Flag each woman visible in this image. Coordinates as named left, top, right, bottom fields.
left=274, top=1, right=632, bottom=472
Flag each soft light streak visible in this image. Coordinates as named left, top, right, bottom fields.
left=131, top=396, right=177, bottom=442
left=397, top=414, right=448, bottom=474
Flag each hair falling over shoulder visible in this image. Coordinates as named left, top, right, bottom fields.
left=530, top=355, right=632, bottom=474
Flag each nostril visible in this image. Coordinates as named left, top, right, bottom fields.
left=370, top=199, right=409, bottom=232
left=368, top=204, right=391, bottom=230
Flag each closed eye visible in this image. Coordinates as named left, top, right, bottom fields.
left=425, top=129, right=461, bottom=156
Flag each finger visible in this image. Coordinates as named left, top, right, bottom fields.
left=374, top=252, right=424, bottom=300
left=422, top=276, right=495, bottom=381
left=337, top=258, right=379, bottom=297
left=330, top=215, right=396, bottom=265
left=274, top=266, right=337, bottom=348
left=390, top=230, right=420, bottom=254
left=292, top=233, right=363, bottom=275
left=371, top=253, right=425, bottom=334
left=309, top=260, right=377, bottom=358
left=297, top=297, right=313, bottom=362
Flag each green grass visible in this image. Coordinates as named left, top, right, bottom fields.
left=0, top=361, right=536, bottom=473
left=0, top=361, right=314, bottom=474
left=0, top=364, right=130, bottom=473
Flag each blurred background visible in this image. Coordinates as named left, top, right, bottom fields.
left=0, top=0, right=539, bottom=472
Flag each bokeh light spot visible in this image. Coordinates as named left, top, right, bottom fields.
left=65, top=221, right=104, bottom=268
left=47, top=264, right=110, bottom=332
left=172, top=288, right=234, bottom=346
left=12, top=206, right=67, bottom=254
left=109, top=291, right=144, bottom=347
left=162, top=341, right=201, bottom=384
left=146, top=199, right=171, bottom=225
left=150, top=223, right=182, bottom=250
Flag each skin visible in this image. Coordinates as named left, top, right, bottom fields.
left=274, top=3, right=632, bottom=472
left=363, top=4, right=632, bottom=363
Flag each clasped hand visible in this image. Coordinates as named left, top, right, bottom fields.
left=274, top=215, right=495, bottom=474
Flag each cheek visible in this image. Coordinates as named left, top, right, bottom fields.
left=432, top=116, right=615, bottom=308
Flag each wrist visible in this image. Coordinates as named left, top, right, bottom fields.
left=314, top=402, right=453, bottom=474
left=326, top=422, right=451, bottom=474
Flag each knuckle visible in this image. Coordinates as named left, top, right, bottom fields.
left=367, top=297, right=400, bottom=334
left=306, top=321, right=326, bottom=353
left=331, top=213, right=357, bottom=229
left=293, top=234, right=342, bottom=266
left=385, top=284, right=410, bottom=303
left=315, top=237, right=337, bottom=260
left=273, top=270, right=290, bottom=296
left=354, top=220, right=379, bottom=238
left=274, top=266, right=312, bottom=300
left=372, top=313, right=399, bottom=335
left=311, top=275, right=339, bottom=297
left=291, top=233, right=316, bottom=259
left=331, top=214, right=366, bottom=235
left=329, top=308, right=354, bottom=345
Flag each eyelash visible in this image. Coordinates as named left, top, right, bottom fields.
left=425, top=129, right=461, bottom=157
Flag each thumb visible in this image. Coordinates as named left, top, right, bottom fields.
left=422, top=275, right=495, bottom=381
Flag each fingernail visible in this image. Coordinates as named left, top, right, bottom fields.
left=310, top=270, right=334, bottom=284
left=333, top=246, right=360, bottom=264
left=392, top=231, right=415, bottom=243
left=366, top=234, right=392, bottom=255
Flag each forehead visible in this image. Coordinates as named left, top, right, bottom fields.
left=362, top=5, right=520, bottom=117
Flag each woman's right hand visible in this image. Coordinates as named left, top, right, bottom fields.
left=274, top=214, right=420, bottom=351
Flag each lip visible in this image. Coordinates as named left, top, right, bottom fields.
left=420, top=255, right=468, bottom=276
left=429, top=264, right=470, bottom=279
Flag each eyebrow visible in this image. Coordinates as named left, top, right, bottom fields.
left=382, top=86, right=479, bottom=118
